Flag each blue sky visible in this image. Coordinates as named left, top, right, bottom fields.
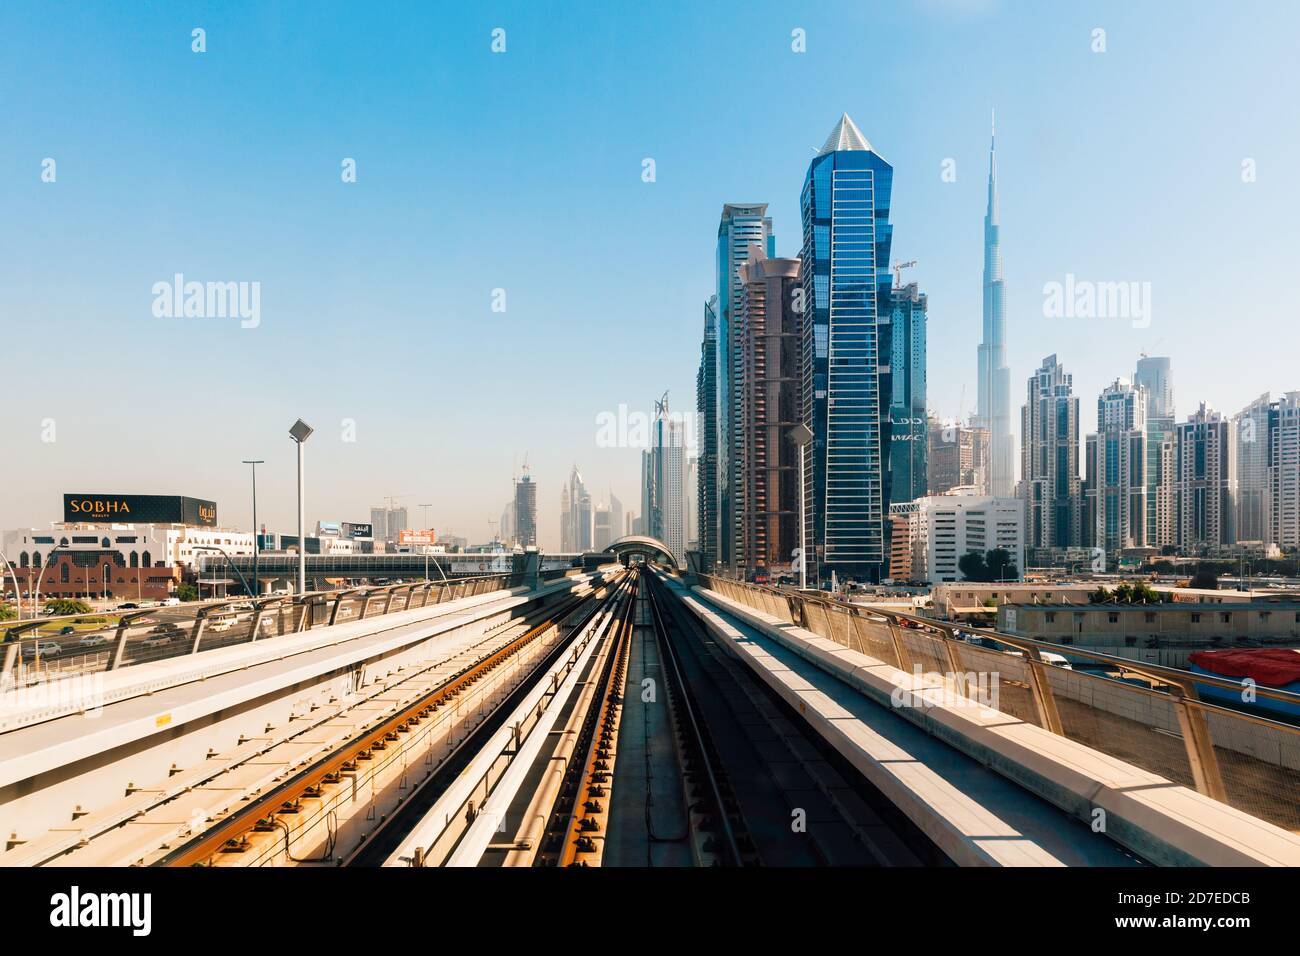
left=3, top=1, right=1298, bottom=548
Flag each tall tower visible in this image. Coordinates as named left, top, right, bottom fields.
left=976, top=111, right=1014, bottom=498
left=1020, top=355, right=1080, bottom=553
left=716, top=205, right=775, bottom=571
left=1087, top=380, right=1148, bottom=556
left=888, top=282, right=928, bottom=505
left=513, top=464, right=537, bottom=548
left=696, top=296, right=720, bottom=569
left=800, top=113, right=894, bottom=583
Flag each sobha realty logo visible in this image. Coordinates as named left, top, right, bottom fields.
left=49, top=886, right=151, bottom=936
left=152, top=273, right=261, bottom=329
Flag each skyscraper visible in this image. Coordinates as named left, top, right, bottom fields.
left=641, top=395, right=687, bottom=565
left=560, top=466, right=592, bottom=552
left=888, top=282, right=928, bottom=505
left=1235, top=393, right=1276, bottom=544
left=800, top=114, right=894, bottom=583
left=1086, top=380, right=1147, bottom=555
left=696, top=296, right=720, bottom=569
left=1176, top=404, right=1235, bottom=550
left=1271, top=393, right=1300, bottom=549
left=1135, top=356, right=1175, bottom=420
left=1136, top=356, right=1177, bottom=550
left=513, top=466, right=537, bottom=548
left=716, top=205, right=776, bottom=572
left=1020, top=355, right=1081, bottom=553
left=736, top=249, right=803, bottom=574
left=975, top=113, right=1014, bottom=498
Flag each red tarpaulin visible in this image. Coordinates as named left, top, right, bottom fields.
left=1188, top=649, right=1300, bottom=688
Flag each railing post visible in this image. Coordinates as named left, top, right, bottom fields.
left=189, top=613, right=208, bottom=656
left=329, top=592, right=345, bottom=626
left=885, top=618, right=912, bottom=672
left=108, top=616, right=134, bottom=670
left=250, top=605, right=269, bottom=642
left=382, top=588, right=397, bottom=615
left=1024, top=647, right=1065, bottom=735
left=2, top=641, right=19, bottom=677
left=420, top=583, right=432, bottom=608
left=1170, top=686, right=1228, bottom=803
left=358, top=591, right=373, bottom=619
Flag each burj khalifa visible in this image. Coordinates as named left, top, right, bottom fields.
left=976, top=111, right=1015, bottom=498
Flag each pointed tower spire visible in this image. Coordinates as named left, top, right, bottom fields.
left=987, top=108, right=999, bottom=226
left=818, top=113, right=874, bottom=155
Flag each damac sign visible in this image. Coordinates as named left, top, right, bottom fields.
left=63, top=494, right=218, bottom=527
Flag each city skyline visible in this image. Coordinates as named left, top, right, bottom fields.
left=4, top=2, right=1299, bottom=549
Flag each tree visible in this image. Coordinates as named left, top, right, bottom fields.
left=958, top=549, right=1019, bottom=583
left=1089, top=586, right=1112, bottom=604
left=176, top=583, right=199, bottom=602
left=985, top=548, right=1019, bottom=582
left=1128, top=581, right=1159, bottom=603
left=44, top=598, right=91, bottom=616
left=958, top=551, right=988, bottom=582
left=0, top=603, right=16, bottom=621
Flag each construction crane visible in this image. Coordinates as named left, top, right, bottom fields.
left=892, top=260, right=917, bottom=289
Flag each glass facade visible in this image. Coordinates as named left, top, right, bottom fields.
left=800, top=123, right=893, bottom=582
left=888, top=284, right=927, bottom=507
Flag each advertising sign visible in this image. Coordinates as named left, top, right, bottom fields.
left=399, top=529, right=436, bottom=546
left=342, top=522, right=373, bottom=539
left=64, top=494, right=217, bottom=527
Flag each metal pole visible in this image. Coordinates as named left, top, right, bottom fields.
left=798, top=442, right=807, bottom=591
left=244, top=459, right=263, bottom=598
left=297, top=440, right=306, bottom=595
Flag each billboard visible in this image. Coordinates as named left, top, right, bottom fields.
left=64, top=494, right=217, bottom=527
left=317, top=520, right=342, bottom=537
left=399, top=529, right=436, bottom=546
left=342, top=522, right=373, bottom=539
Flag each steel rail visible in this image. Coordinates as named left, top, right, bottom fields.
left=155, top=584, right=611, bottom=866
left=644, top=573, right=744, bottom=866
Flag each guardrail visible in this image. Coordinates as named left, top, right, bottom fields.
left=1, top=574, right=524, bottom=688
left=700, top=575, right=1300, bottom=833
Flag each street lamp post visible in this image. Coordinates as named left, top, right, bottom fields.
left=0, top=548, right=22, bottom=620
left=243, top=459, right=265, bottom=598
left=32, top=544, right=66, bottom=618
left=419, top=503, right=433, bottom=582
left=289, top=420, right=314, bottom=595
left=789, top=424, right=814, bottom=591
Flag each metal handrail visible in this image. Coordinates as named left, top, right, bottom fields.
left=0, top=572, right=523, bottom=681
left=700, top=574, right=1300, bottom=815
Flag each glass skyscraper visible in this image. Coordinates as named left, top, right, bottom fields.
left=888, top=283, right=927, bottom=506
left=800, top=114, right=894, bottom=583
left=696, top=296, right=720, bottom=569
left=976, top=113, right=1015, bottom=498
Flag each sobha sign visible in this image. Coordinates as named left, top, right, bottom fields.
left=63, top=494, right=218, bottom=527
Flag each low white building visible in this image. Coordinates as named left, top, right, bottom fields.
left=900, top=493, right=1025, bottom=584
left=3, top=523, right=254, bottom=572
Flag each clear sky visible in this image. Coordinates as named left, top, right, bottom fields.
left=3, top=1, right=1298, bottom=547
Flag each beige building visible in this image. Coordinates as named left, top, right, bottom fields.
left=996, top=600, right=1300, bottom=668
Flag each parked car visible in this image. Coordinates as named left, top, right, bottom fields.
left=22, top=640, right=62, bottom=659
left=161, top=597, right=181, bottom=607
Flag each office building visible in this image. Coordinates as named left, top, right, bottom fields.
left=736, top=250, right=803, bottom=573
left=928, top=418, right=989, bottom=495
left=1086, top=379, right=1147, bottom=555
left=799, top=113, right=894, bottom=583
left=514, top=467, right=537, bottom=548
left=696, top=295, right=720, bottom=569
left=716, top=205, right=776, bottom=572
left=1176, top=403, right=1235, bottom=549
left=560, top=465, right=593, bottom=552
left=1235, top=393, right=1277, bottom=544
left=888, top=282, right=928, bottom=505
left=1020, top=355, right=1081, bottom=552
left=900, top=492, right=1024, bottom=584
left=1272, top=392, right=1300, bottom=548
